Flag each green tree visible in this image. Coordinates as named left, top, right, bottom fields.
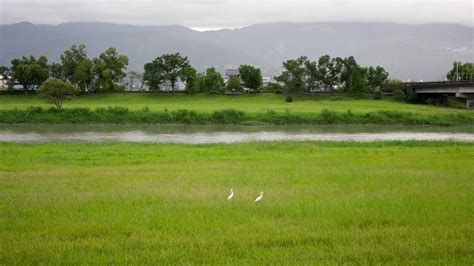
left=143, top=53, right=190, bottom=92
left=49, top=63, right=64, bottom=80
left=304, top=59, right=319, bottom=91
left=38, top=78, right=78, bottom=110
left=226, top=75, right=243, bottom=92
left=143, top=61, right=164, bottom=91
left=182, top=66, right=199, bottom=94
left=92, top=47, right=129, bottom=93
left=0, top=66, right=9, bottom=77
left=340, top=56, right=368, bottom=92
left=316, top=55, right=343, bottom=92
left=60, top=44, right=94, bottom=92
left=447, top=62, right=474, bottom=81
left=367, top=66, right=389, bottom=91
left=10, top=55, right=49, bottom=94
left=203, top=67, right=224, bottom=93
left=239, top=65, right=262, bottom=91
left=275, top=56, right=308, bottom=92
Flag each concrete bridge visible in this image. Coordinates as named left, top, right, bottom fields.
left=403, top=81, right=474, bottom=108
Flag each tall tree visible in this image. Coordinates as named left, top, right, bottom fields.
left=203, top=67, right=224, bottom=93
left=10, top=55, right=49, bottom=94
left=275, top=56, right=308, bottom=92
left=316, top=55, right=343, bottom=92
left=49, top=63, right=64, bottom=80
left=143, top=53, right=190, bottom=92
left=340, top=56, right=368, bottom=92
left=182, top=66, right=199, bottom=94
left=60, top=44, right=94, bottom=92
left=0, top=66, right=9, bottom=77
left=304, top=60, right=319, bottom=91
left=92, top=47, right=129, bottom=93
left=239, top=65, right=262, bottom=91
left=367, top=66, right=389, bottom=91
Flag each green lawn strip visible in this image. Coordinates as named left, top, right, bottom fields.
left=0, top=93, right=469, bottom=114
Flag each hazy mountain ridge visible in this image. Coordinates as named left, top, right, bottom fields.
left=0, top=21, right=472, bottom=80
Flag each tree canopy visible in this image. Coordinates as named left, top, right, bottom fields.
left=143, top=53, right=190, bottom=92
left=92, top=47, right=129, bottom=93
left=10, top=55, right=49, bottom=94
left=446, top=62, right=474, bottom=81
left=239, top=65, right=262, bottom=90
left=60, top=44, right=94, bottom=92
left=38, top=78, right=78, bottom=110
left=203, top=68, right=224, bottom=93
left=276, top=55, right=387, bottom=93
left=275, top=56, right=307, bottom=92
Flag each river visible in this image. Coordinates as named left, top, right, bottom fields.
left=0, top=124, right=473, bottom=143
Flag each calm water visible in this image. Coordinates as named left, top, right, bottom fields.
left=0, top=124, right=473, bottom=143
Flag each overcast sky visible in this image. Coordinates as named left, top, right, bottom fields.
left=0, top=0, right=472, bottom=30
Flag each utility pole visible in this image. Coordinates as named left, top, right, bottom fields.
left=456, top=61, right=459, bottom=82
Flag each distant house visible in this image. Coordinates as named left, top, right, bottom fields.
left=225, top=68, right=240, bottom=78
left=0, top=75, right=6, bottom=89
left=261, top=77, right=271, bottom=86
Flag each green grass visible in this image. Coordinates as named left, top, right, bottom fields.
left=0, top=93, right=470, bottom=114
left=1, top=141, right=473, bottom=264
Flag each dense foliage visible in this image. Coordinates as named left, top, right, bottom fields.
left=9, top=55, right=49, bottom=94
left=37, top=79, right=78, bottom=110
left=239, top=64, right=262, bottom=90
left=446, top=62, right=474, bottom=81
left=276, top=55, right=388, bottom=93
left=143, top=53, right=190, bottom=92
left=0, top=105, right=471, bottom=125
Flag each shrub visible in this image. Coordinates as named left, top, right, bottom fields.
left=393, top=89, right=405, bottom=101
left=37, top=78, right=78, bottom=110
left=107, top=106, right=129, bottom=115
left=212, top=109, right=244, bottom=124
left=373, top=91, right=382, bottom=100
left=320, top=109, right=339, bottom=124
left=286, top=96, right=293, bottom=102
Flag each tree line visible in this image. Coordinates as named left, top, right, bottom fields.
left=0, top=45, right=128, bottom=94
left=0, top=43, right=472, bottom=99
left=275, top=55, right=389, bottom=93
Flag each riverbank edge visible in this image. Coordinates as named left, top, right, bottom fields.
left=0, top=106, right=472, bottom=126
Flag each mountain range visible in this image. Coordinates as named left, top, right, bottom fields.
left=0, top=21, right=472, bottom=81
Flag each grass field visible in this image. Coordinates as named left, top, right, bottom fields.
left=1, top=141, right=473, bottom=264
left=0, top=93, right=470, bottom=114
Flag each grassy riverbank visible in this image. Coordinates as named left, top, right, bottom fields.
left=1, top=93, right=470, bottom=114
left=1, top=141, right=473, bottom=264
left=1, top=93, right=471, bottom=125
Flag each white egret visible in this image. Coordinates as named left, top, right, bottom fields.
left=254, top=191, right=264, bottom=203
left=227, top=188, right=234, bottom=200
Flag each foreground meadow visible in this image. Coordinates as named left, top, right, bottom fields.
left=0, top=141, right=473, bottom=264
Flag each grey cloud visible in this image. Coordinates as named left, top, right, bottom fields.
left=0, top=0, right=472, bottom=27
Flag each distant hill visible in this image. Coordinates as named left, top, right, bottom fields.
left=0, top=21, right=472, bottom=80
